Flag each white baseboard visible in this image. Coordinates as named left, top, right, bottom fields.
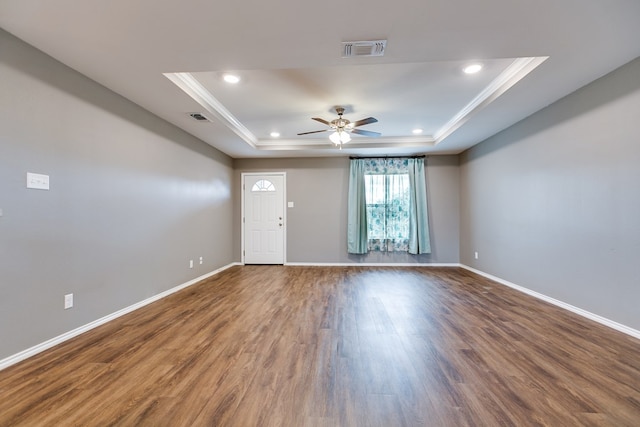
left=460, top=264, right=640, bottom=340
left=4, top=261, right=636, bottom=371
left=0, top=262, right=241, bottom=371
left=284, top=262, right=460, bottom=267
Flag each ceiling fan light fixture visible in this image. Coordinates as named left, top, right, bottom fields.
left=298, top=106, right=379, bottom=145
left=329, top=130, right=351, bottom=145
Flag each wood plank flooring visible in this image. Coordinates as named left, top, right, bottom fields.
left=1, top=266, right=639, bottom=426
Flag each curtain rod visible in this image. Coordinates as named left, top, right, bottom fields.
left=349, top=155, right=426, bottom=159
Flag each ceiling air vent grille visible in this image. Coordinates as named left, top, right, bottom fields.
left=189, top=112, right=210, bottom=122
left=342, top=40, right=387, bottom=58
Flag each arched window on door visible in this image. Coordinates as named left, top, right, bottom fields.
left=251, top=179, right=275, bottom=192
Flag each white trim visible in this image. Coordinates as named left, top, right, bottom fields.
left=165, top=58, right=548, bottom=152
left=289, top=262, right=640, bottom=339
left=434, top=56, right=548, bottom=144
left=0, top=262, right=241, bottom=372
left=460, top=264, right=640, bottom=340
left=164, top=72, right=257, bottom=148
left=284, top=262, right=460, bottom=267
left=4, top=262, right=636, bottom=372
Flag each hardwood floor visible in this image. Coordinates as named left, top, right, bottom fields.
left=1, top=266, right=639, bottom=426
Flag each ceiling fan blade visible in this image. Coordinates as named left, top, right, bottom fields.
left=351, top=129, right=381, bottom=137
left=312, top=117, right=331, bottom=126
left=297, top=129, right=329, bottom=135
left=352, top=117, right=378, bottom=127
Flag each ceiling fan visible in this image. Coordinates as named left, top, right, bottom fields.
left=297, top=106, right=381, bottom=146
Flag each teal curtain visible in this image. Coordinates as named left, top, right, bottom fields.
left=408, top=158, right=431, bottom=254
left=348, top=157, right=430, bottom=255
left=347, top=159, right=368, bottom=254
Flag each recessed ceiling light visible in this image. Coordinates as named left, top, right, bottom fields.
left=270, top=132, right=280, bottom=138
left=223, top=73, right=240, bottom=84
left=412, top=128, right=423, bottom=134
left=463, top=63, right=483, bottom=74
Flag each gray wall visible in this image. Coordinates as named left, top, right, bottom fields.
left=3, top=23, right=637, bottom=362
left=0, top=30, right=234, bottom=359
left=460, top=57, right=640, bottom=330
left=234, top=156, right=460, bottom=264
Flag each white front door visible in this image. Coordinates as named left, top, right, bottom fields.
left=243, top=173, right=285, bottom=264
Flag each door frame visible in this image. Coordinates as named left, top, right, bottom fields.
left=241, top=172, right=287, bottom=265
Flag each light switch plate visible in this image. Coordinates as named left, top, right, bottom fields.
left=64, top=293, right=73, bottom=309
left=288, top=202, right=294, bottom=208
left=27, top=172, right=50, bottom=190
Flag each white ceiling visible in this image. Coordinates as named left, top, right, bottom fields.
left=1, top=0, right=639, bottom=158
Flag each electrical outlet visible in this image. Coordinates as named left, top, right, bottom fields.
left=189, top=260, right=194, bottom=269
left=64, top=293, right=73, bottom=309
left=199, top=256, right=203, bottom=265
left=474, top=251, right=479, bottom=260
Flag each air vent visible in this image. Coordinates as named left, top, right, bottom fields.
left=188, top=112, right=210, bottom=122
left=342, top=40, right=387, bottom=57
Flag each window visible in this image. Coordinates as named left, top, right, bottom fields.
left=365, top=173, right=410, bottom=251
left=347, top=157, right=431, bottom=255
left=251, top=179, right=275, bottom=192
